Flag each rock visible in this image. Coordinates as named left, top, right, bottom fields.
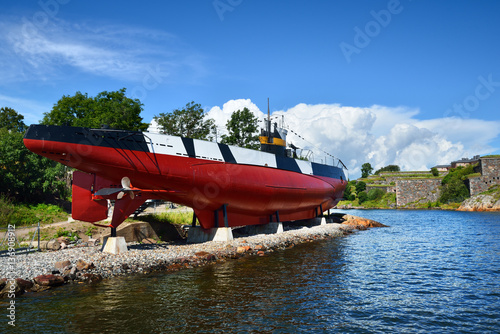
left=76, top=259, right=94, bottom=271
left=340, top=215, right=388, bottom=229
left=47, top=239, right=61, bottom=251
left=33, top=274, right=65, bottom=287
left=142, top=238, right=156, bottom=244
left=254, top=245, right=266, bottom=251
left=458, top=194, right=500, bottom=211
left=195, top=251, right=210, bottom=257
left=55, top=260, right=71, bottom=271
left=57, top=236, right=70, bottom=244
left=236, top=246, right=251, bottom=253
left=60, top=242, right=67, bottom=250
left=30, top=284, right=51, bottom=292
left=0, top=278, right=7, bottom=290
left=81, top=273, right=102, bottom=283
left=121, top=263, right=130, bottom=270
left=257, top=251, right=265, bottom=256
left=16, top=278, right=33, bottom=291
left=88, top=238, right=99, bottom=246
left=0, top=279, right=24, bottom=298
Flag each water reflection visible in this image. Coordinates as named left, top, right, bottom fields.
left=10, top=210, right=500, bottom=333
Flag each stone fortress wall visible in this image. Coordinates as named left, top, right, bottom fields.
left=395, top=179, right=441, bottom=207
left=468, top=157, right=500, bottom=195
left=363, top=156, right=500, bottom=207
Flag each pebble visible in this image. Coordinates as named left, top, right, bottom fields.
left=0, top=223, right=350, bottom=287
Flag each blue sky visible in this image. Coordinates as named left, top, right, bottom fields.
left=1, top=0, right=499, bottom=177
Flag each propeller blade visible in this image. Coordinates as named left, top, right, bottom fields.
left=118, top=177, right=135, bottom=199
left=95, top=188, right=123, bottom=196
left=121, top=177, right=131, bottom=189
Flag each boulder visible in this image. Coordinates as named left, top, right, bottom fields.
left=340, top=214, right=388, bottom=228
left=16, top=278, right=33, bottom=291
left=194, top=251, right=210, bottom=257
left=57, top=236, right=70, bottom=244
left=194, top=251, right=216, bottom=261
left=81, top=273, right=102, bottom=283
left=0, top=280, right=24, bottom=298
left=47, top=239, right=61, bottom=251
left=236, top=245, right=252, bottom=253
left=30, top=284, right=51, bottom=292
left=458, top=195, right=500, bottom=211
left=33, top=274, right=64, bottom=287
left=54, top=260, right=71, bottom=271
left=76, top=259, right=94, bottom=271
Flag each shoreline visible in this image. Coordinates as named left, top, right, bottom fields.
left=0, top=217, right=385, bottom=296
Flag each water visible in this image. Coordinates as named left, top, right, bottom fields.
left=3, top=210, right=500, bottom=333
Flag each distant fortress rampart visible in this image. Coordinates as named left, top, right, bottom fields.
left=363, top=156, right=500, bottom=207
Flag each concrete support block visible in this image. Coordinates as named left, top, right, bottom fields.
left=101, top=237, right=128, bottom=254
left=320, top=217, right=327, bottom=225
left=187, top=227, right=233, bottom=244
left=244, top=222, right=283, bottom=235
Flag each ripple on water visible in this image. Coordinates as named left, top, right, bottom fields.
left=9, top=210, right=500, bottom=333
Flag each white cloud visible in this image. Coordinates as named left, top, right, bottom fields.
left=206, top=99, right=267, bottom=138
left=0, top=17, right=204, bottom=83
left=206, top=99, right=500, bottom=178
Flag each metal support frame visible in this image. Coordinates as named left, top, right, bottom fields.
left=192, top=212, right=197, bottom=227
left=269, top=210, right=280, bottom=223
left=111, top=227, right=117, bottom=238
left=214, top=204, right=229, bottom=228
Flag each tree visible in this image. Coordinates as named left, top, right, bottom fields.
left=361, top=162, right=373, bottom=178
left=355, top=181, right=366, bottom=193
left=374, top=164, right=400, bottom=175
left=367, top=188, right=385, bottom=201
left=154, top=101, right=216, bottom=140
left=0, top=107, right=28, bottom=133
left=431, top=167, right=439, bottom=177
left=358, top=191, right=368, bottom=203
left=221, top=107, right=260, bottom=149
left=438, top=165, right=476, bottom=203
left=0, top=109, right=69, bottom=202
left=42, top=88, right=148, bottom=131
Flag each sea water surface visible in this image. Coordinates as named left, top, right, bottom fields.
left=3, top=210, right=500, bottom=333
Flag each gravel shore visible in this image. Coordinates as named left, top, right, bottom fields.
left=0, top=222, right=355, bottom=293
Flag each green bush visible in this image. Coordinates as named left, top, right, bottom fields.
left=367, top=188, right=385, bottom=201
left=0, top=195, right=68, bottom=227
left=439, top=164, right=476, bottom=203
left=355, top=181, right=366, bottom=193
left=431, top=167, right=439, bottom=177
left=374, top=164, right=400, bottom=175
left=439, top=178, right=470, bottom=203
left=358, top=191, right=368, bottom=203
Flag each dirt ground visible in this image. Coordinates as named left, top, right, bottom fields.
left=12, top=203, right=192, bottom=243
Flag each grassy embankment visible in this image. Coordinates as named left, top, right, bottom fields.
left=0, top=195, right=69, bottom=228
left=0, top=197, right=193, bottom=246
left=338, top=165, right=484, bottom=210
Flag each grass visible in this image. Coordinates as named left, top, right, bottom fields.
left=137, top=210, right=194, bottom=226
left=479, top=185, right=500, bottom=200
left=0, top=196, right=69, bottom=228
left=337, top=192, right=396, bottom=209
